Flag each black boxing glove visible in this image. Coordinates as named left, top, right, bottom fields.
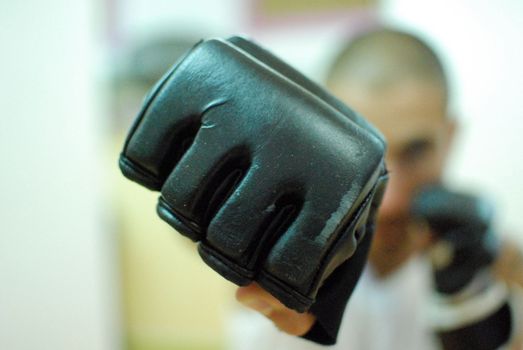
left=412, top=185, right=499, bottom=294
left=412, top=185, right=511, bottom=350
left=119, top=36, right=388, bottom=344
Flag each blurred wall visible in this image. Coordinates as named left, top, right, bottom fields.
left=0, top=1, right=120, bottom=349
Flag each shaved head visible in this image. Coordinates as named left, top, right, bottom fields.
left=327, top=28, right=448, bottom=106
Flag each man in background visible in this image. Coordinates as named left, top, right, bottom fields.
left=232, top=28, right=523, bottom=349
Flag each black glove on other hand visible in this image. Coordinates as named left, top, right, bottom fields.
left=412, top=185, right=498, bottom=294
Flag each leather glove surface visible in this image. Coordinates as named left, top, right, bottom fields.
left=119, top=36, right=388, bottom=344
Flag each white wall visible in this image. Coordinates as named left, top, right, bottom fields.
left=0, top=1, right=120, bottom=349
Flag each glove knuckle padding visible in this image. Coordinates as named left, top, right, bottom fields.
left=120, top=37, right=387, bottom=312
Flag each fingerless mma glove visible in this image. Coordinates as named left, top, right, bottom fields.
left=412, top=186, right=511, bottom=350
left=412, top=185, right=498, bottom=294
left=119, top=36, right=388, bottom=345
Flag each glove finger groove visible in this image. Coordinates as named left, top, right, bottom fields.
left=156, top=117, right=202, bottom=184
left=199, top=189, right=304, bottom=287
left=198, top=152, right=251, bottom=226
left=246, top=192, right=304, bottom=271
left=159, top=144, right=250, bottom=240
left=205, top=172, right=303, bottom=255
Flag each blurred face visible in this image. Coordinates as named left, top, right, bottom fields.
left=329, top=79, right=455, bottom=269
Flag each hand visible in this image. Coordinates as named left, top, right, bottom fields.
left=236, top=283, right=316, bottom=336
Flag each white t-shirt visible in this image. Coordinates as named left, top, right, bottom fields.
left=227, top=256, right=439, bottom=350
